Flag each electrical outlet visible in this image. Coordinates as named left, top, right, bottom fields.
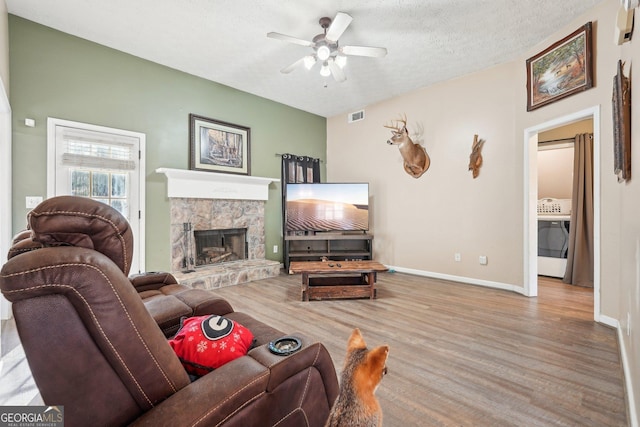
left=479, top=255, right=488, bottom=265
left=273, top=245, right=278, bottom=254
left=454, top=253, right=461, bottom=262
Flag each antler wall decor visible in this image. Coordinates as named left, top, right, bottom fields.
left=468, top=134, right=485, bottom=179
left=613, top=60, right=631, bottom=183
left=384, top=115, right=430, bottom=178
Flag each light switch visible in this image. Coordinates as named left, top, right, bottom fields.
left=25, top=196, right=43, bottom=208
left=25, top=118, right=35, bottom=127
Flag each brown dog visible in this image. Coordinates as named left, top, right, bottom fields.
left=325, top=328, right=389, bottom=427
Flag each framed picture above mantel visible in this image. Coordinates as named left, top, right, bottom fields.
left=526, top=22, right=593, bottom=111
left=189, top=114, right=251, bottom=175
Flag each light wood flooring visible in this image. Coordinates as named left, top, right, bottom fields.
left=0, top=272, right=629, bottom=426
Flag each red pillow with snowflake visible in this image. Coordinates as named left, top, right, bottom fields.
left=168, top=315, right=255, bottom=376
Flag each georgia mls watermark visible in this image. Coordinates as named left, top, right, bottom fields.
left=0, top=406, right=63, bottom=427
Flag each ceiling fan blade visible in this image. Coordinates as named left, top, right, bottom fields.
left=325, top=12, right=353, bottom=42
left=328, top=59, right=346, bottom=82
left=267, top=32, right=314, bottom=47
left=340, top=45, right=388, bottom=58
left=280, top=57, right=306, bottom=74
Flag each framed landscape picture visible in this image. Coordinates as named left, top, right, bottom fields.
left=189, top=114, right=250, bottom=175
left=526, top=22, right=593, bottom=111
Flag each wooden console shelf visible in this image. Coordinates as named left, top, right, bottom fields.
left=284, top=233, right=373, bottom=269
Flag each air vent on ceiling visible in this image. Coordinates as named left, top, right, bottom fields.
left=348, top=110, right=365, bottom=123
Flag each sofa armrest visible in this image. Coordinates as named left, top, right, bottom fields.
left=174, top=289, right=234, bottom=317
left=249, top=333, right=339, bottom=399
left=129, top=271, right=182, bottom=292
left=130, top=356, right=269, bottom=427
left=130, top=334, right=339, bottom=427
left=7, top=235, right=43, bottom=260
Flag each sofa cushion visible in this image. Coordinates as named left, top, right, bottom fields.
left=169, top=315, right=255, bottom=376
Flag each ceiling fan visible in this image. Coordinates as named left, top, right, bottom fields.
left=267, top=12, right=387, bottom=83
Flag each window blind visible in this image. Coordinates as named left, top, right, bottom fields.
left=58, top=127, right=137, bottom=171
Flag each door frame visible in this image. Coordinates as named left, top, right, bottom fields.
left=47, top=118, right=146, bottom=274
left=0, top=77, right=11, bottom=342
left=0, top=77, right=10, bottom=374
left=523, top=105, right=600, bottom=321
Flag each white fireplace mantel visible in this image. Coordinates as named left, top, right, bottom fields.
left=156, top=168, right=278, bottom=201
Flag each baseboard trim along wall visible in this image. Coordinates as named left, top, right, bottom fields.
left=386, top=265, right=525, bottom=295
left=617, top=321, right=638, bottom=427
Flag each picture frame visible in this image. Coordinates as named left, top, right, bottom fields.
left=526, top=22, right=593, bottom=111
left=189, top=114, right=250, bottom=175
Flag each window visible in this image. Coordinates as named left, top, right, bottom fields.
left=47, top=118, right=145, bottom=274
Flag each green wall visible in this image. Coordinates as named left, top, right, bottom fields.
left=9, top=15, right=326, bottom=270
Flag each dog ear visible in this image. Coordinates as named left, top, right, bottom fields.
left=347, top=328, right=367, bottom=352
left=366, top=345, right=390, bottom=375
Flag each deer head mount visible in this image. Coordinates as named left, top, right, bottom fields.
left=468, top=134, right=485, bottom=179
left=384, top=116, right=430, bottom=178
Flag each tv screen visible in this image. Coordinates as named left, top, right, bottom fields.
left=285, top=183, right=369, bottom=233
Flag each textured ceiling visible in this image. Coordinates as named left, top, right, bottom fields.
left=7, top=0, right=605, bottom=118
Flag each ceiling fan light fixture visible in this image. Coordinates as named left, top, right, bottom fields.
left=320, top=62, right=331, bottom=77
left=269, top=12, right=386, bottom=82
left=303, top=55, right=317, bottom=70
left=317, top=45, right=331, bottom=61
left=335, top=55, right=347, bottom=68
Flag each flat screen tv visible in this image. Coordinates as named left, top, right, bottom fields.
left=285, top=182, right=369, bottom=233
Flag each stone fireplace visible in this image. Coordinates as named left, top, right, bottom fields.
left=169, top=198, right=266, bottom=272
left=157, top=168, right=280, bottom=290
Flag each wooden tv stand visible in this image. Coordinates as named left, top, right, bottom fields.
left=284, top=233, right=373, bottom=269
left=289, top=260, right=387, bottom=301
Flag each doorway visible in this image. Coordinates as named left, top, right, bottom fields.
left=47, top=118, right=146, bottom=274
left=523, top=106, right=601, bottom=321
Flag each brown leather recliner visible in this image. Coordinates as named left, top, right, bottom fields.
left=0, top=196, right=338, bottom=426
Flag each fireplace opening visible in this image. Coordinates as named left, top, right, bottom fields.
left=194, top=228, right=248, bottom=267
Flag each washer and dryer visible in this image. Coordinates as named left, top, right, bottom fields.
left=537, top=198, right=571, bottom=278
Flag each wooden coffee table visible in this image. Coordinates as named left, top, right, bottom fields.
left=289, top=260, right=388, bottom=301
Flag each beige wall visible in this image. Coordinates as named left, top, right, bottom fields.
left=537, top=119, right=593, bottom=200
left=538, top=147, right=573, bottom=200
left=327, top=0, right=638, bottom=419
left=328, top=61, right=521, bottom=286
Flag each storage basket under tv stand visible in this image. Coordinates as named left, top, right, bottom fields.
left=284, top=233, right=373, bottom=270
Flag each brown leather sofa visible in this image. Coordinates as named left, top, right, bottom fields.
left=1, top=196, right=338, bottom=426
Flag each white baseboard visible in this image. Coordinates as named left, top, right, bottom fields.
left=386, top=265, right=526, bottom=295
left=598, top=314, right=619, bottom=329
left=617, top=324, right=639, bottom=427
